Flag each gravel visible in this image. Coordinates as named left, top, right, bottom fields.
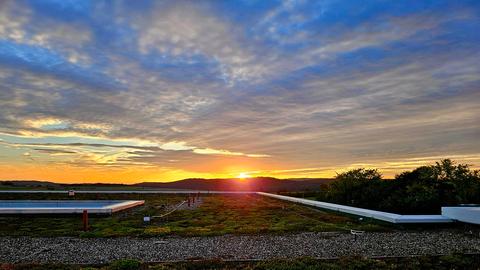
left=1, top=231, right=479, bottom=264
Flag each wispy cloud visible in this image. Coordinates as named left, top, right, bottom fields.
left=0, top=0, right=479, bottom=182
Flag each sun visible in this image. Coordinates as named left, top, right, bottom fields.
left=236, top=172, right=251, bottom=179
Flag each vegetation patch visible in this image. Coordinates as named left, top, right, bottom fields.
left=282, top=159, right=480, bottom=215
left=0, top=193, right=386, bottom=237
left=2, top=254, right=479, bottom=270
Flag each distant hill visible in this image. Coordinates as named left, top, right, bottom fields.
left=0, top=177, right=333, bottom=191
left=135, top=177, right=332, bottom=192
left=0, top=180, right=129, bottom=190
left=0, top=180, right=62, bottom=189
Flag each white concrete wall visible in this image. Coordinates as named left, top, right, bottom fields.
left=442, top=207, right=480, bottom=225
left=257, top=192, right=453, bottom=224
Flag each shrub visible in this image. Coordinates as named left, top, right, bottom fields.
left=108, top=259, right=141, bottom=270
left=323, top=159, right=480, bottom=214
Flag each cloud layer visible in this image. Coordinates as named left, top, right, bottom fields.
left=0, top=0, right=479, bottom=182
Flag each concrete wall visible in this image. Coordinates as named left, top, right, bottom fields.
left=257, top=192, right=453, bottom=224
left=442, top=207, right=480, bottom=225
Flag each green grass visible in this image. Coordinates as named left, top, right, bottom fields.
left=0, top=193, right=388, bottom=237
left=3, top=254, right=480, bottom=270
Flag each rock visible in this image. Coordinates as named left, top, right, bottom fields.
left=0, top=231, right=479, bottom=264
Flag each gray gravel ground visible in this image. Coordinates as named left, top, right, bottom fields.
left=1, top=231, right=479, bottom=264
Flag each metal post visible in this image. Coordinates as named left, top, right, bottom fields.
left=188, top=197, right=191, bottom=207
left=83, top=210, right=88, bottom=231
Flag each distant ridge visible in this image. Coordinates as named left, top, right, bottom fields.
left=0, top=177, right=333, bottom=191
left=0, top=180, right=62, bottom=188
left=136, top=177, right=332, bottom=192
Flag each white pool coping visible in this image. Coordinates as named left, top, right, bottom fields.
left=0, top=200, right=144, bottom=214
left=257, top=192, right=454, bottom=224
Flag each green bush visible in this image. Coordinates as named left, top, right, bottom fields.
left=108, top=259, right=141, bottom=270
left=12, top=264, right=75, bottom=270
left=439, top=253, right=474, bottom=268
left=323, top=159, right=480, bottom=214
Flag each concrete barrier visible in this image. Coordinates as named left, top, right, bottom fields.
left=442, top=206, right=480, bottom=225
left=257, top=192, right=453, bottom=224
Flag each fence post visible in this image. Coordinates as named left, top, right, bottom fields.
left=83, top=210, right=89, bottom=231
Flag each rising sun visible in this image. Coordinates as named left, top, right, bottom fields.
left=237, top=172, right=251, bottom=179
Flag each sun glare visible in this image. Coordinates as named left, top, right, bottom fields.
left=237, top=172, right=251, bottom=179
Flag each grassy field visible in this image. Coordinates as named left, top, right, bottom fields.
left=0, top=193, right=387, bottom=237
left=3, top=254, right=479, bottom=270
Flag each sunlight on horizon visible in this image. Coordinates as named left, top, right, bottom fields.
left=236, top=172, right=251, bottom=179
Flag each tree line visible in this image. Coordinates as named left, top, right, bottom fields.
left=310, top=159, right=480, bottom=214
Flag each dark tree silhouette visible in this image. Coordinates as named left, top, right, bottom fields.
left=318, top=159, right=480, bottom=214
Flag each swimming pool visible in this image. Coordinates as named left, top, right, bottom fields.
left=0, top=200, right=144, bottom=214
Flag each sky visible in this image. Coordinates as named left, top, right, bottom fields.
left=0, top=0, right=479, bottom=183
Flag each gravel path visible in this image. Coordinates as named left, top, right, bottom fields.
left=1, top=231, right=479, bottom=264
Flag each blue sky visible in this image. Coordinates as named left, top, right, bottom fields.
left=0, top=0, right=479, bottom=182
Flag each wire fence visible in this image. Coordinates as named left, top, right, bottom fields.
left=151, top=200, right=187, bottom=219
